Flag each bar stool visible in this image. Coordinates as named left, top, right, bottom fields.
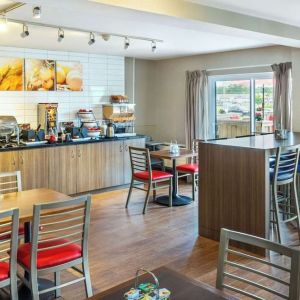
left=269, top=145, right=300, bottom=244
left=0, top=208, right=19, bottom=299
left=126, top=147, right=173, bottom=214
left=176, top=140, right=199, bottom=201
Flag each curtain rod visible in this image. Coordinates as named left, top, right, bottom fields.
left=206, top=64, right=271, bottom=72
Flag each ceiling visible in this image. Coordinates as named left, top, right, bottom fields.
left=0, top=0, right=298, bottom=59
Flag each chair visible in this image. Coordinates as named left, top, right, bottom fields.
left=17, top=195, right=93, bottom=299
left=216, top=228, right=300, bottom=299
left=176, top=140, right=199, bottom=201
left=0, top=208, right=19, bottom=300
left=269, top=145, right=300, bottom=244
left=126, top=147, right=173, bottom=214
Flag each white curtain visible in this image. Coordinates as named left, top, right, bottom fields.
left=185, top=70, right=209, bottom=149
left=271, top=62, right=292, bottom=131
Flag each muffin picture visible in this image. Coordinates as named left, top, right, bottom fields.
left=56, top=61, right=83, bottom=91
left=0, top=58, right=24, bottom=91
left=25, top=59, right=55, bottom=91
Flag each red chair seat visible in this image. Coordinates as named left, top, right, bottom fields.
left=176, top=163, right=199, bottom=173
left=0, top=262, right=9, bottom=281
left=17, top=239, right=82, bottom=270
left=134, top=170, right=172, bottom=181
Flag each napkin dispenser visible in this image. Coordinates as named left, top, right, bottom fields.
left=21, top=129, right=45, bottom=141
left=66, top=127, right=88, bottom=139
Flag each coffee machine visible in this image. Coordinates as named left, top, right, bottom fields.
left=38, top=103, right=58, bottom=132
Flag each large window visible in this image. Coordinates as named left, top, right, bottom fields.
left=209, top=73, right=273, bottom=138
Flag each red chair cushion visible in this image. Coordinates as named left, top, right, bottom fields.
left=134, top=170, right=172, bottom=181
left=0, top=262, right=9, bottom=281
left=17, top=239, right=82, bottom=270
left=176, top=163, right=199, bottom=173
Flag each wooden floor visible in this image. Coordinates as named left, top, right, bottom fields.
left=55, top=184, right=300, bottom=300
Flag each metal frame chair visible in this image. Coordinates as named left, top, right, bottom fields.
left=216, top=228, right=300, bottom=299
left=126, top=146, right=173, bottom=214
left=0, top=171, right=22, bottom=194
left=0, top=208, right=19, bottom=300
left=17, top=195, right=93, bottom=299
left=270, top=145, right=300, bottom=244
left=176, top=140, right=199, bottom=201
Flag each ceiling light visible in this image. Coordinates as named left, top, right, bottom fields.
left=88, top=32, right=95, bottom=45
left=124, top=37, right=130, bottom=50
left=0, top=15, right=7, bottom=32
left=20, top=24, right=29, bottom=38
left=101, top=34, right=111, bottom=41
left=57, top=28, right=64, bottom=42
left=151, top=40, right=157, bottom=52
left=32, top=6, right=41, bottom=19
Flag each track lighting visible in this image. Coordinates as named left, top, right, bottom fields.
left=57, top=28, right=64, bottom=42
left=124, top=37, right=130, bottom=50
left=20, top=24, right=29, bottom=38
left=88, top=32, right=95, bottom=45
left=0, top=14, right=7, bottom=31
left=151, top=40, right=157, bottom=52
left=101, top=34, right=111, bottom=41
left=32, top=6, right=41, bottom=19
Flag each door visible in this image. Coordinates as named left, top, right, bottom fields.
left=100, top=141, right=124, bottom=188
left=76, top=143, right=101, bottom=193
left=19, top=149, right=49, bottom=190
left=123, top=138, right=146, bottom=184
left=48, top=146, right=77, bottom=195
left=0, top=151, right=19, bottom=172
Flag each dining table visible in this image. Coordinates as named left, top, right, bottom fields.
left=0, top=188, right=71, bottom=300
left=89, top=267, right=236, bottom=300
left=150, top=149, right=197, bottom=206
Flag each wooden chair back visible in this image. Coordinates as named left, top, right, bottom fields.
left=0, top=171, right=22, bottom=194
left=216, top=228, right=300, bottom=299
left=129, top=147, right=152, bottom=181
left=30, top=195, right=91, bottom=270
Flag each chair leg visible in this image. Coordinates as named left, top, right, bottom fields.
left=30, top=270, right=39, bottom=300
left=82, top=259, right=93, bottom=298
left=143, top=184, right=152, bottom=214
left=273, top=185, right=282, bottom=244
left=192, top=173, right=195, bottom=201
left=10, top=273, right=18, bottom=300
left=125, top=179, right=134, bottom=208
left=55, top=271, right=61, bottom=298
left=153, top=182, right=157, bottom=201
left=169, top=178, right=173, bottom=207
left=292, top=181, right=300, bottom=241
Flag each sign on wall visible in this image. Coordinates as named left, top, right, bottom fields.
left=25, top=59, right=55, bottom=91
left=0, top=58, right=23, bottom=91
left=56, top=61, right=83, bottom=91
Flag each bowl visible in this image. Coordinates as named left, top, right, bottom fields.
left=87, top=130, right=101, bottom=138
left=82, top=121, right=98, bottom=128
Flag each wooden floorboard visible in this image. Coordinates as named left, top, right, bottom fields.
left=50, top=184, right=300, bottom=300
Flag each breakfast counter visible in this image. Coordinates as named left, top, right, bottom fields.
left=198, top=132, right=300, bottom=253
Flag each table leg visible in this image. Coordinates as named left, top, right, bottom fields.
left=155, top=158, right=193, bottom=206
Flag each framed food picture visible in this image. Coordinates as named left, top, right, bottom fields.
left=56, top=61, right=83, bottom=91
left=0, top=57, right=24, bottom=91
left=25, top=59, right=55, bottom=91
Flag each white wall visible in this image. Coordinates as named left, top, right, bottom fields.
left=134, top=46, right=296, bottom=144
left=0, top=46, right=124, bottom=128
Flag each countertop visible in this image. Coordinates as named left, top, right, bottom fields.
left=0, top=135, right=146, bottom=152
left=204, top=132, right=300, bottom=150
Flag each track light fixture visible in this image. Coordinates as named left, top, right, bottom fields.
left=124, top=36, right=130, bottom=50
left=0, top=14, right=7, bottom=31
left=151, top=40, right=157, bottom=52
left=32, top=6, right=41, bottom=19
left=88, top=32, right=95, bottom=45
left=57, top=28, right=64, bottom=42
left=20, top=24, right=29, bottom=38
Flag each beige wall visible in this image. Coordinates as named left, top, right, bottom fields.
left=134, top=46, right=300, bottom=144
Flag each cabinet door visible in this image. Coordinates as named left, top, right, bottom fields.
left=19, top=149, right=49, bottom=190
left=76, top=143, right=101, bottom=193
left=48, top=146, right=77, bottom=195
left=0, top=151, right=19, bottom=172
left=100, top=141, right=124, bottom=188
left=123, top=138, right=146, bottom=184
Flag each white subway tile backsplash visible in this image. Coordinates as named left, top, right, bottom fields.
left=0, top=46, right=124, bottom=124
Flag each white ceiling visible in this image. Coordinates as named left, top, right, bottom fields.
left=187, top=0, right=300, bottom=28
left=0, top=0, right=297, bottom=59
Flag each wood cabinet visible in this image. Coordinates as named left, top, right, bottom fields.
left=0, top=151, right=19, bottom=172
left=19, top=149, right=49, bottom=190
left=48, top=146, right=77, bottom=195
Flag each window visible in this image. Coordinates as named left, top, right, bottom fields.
left=209, top=73, right=273, bottom=138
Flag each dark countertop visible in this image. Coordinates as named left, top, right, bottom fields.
left=0, top=135, right=146, bottom=152
left=204, top=132, right=300, bottom=150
